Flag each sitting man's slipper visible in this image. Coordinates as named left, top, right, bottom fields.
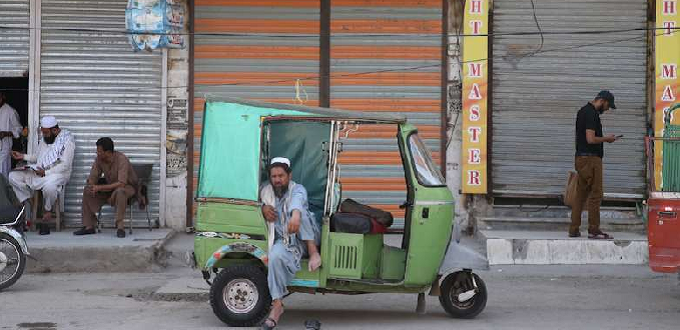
left=588, top=231, right=614, bottom=240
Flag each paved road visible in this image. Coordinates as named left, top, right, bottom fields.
left=1, top=265, right=678, bottom=330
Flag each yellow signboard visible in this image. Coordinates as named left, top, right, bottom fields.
left=461, top=0, right=489, bottom=194
left=654, top=0, right=679, bottom=190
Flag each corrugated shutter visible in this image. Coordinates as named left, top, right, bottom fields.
left=0, top=0, right=30, bottom=77
left=40, top=0, right=162, bottom=227
left=192, top=0, right=321, bottom=208
left=331, top=0, right=444, bottom=228
left=491, top=0, right=647, bottom=199
left=192, top=0, right=444, bottom=230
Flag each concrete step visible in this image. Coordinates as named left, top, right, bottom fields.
left=479, top=230, right=648, bottom=265
left=478, top=216, right=645, bottom=233
left=25, top=229, right=175, bottom=273
left=491, top=204, right=640, bottom=220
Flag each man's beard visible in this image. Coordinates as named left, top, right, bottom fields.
left=43, top=135, right=56, bottom=144
left=273, top=184, right=289, bottom=198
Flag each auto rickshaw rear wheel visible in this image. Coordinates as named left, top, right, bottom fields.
left=210, top=264, right=271, bottom=327
left=439, top=271, right=487, bottom=319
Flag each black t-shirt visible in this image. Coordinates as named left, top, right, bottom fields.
left=575, top=103, right=603, bottom=158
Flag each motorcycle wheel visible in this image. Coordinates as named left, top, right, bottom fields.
left=0, top=232, right=26, bottom=291
left=439, top=271, right=487, bottom=319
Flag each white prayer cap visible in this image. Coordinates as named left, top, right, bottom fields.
left=40, top=116, right=58, bottom=128
left=270, top=157, right=291, bottom=167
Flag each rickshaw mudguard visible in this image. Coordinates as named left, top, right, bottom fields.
left=204, top=242, right=269, bottom=269
left=438, top=240, right=490, bottom=275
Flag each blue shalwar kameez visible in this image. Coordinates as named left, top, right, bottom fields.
left=264, top=182, right=320, bottom=300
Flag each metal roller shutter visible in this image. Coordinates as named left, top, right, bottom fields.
left=0, top=0, right=30, bottom=77
left=40, top=0, right=163, bottom=227
left=491, top=0, right=647, bottom=199
left=192, top=0, right=445, bottom=230
left=331, top=0, right=444, bottom=228
left=192, top=0, right=321, bottom=205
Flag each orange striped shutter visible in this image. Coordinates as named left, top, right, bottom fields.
left=192, top=0, right=444, bottom=229
left=192, top=0, right=321, bottom=215
left=330, top=0, right=444, bottom=227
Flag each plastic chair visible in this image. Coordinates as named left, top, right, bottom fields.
left=96, top=164, right=153, bottom=234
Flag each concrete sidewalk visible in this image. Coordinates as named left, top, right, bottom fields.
left=480, top=230, right=648, bottom=265
left=24, top=229, right=175, bottom=273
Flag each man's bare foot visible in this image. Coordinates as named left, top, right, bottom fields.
left=43, top=211, right=53, bottom=221
left=308, top=252, right=322, bottom=272
left=263, top=300, right=284, bottom=328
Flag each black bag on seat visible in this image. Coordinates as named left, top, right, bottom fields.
left=330, top=212, right=371, bottom=234
left=339, top=199, right=394, bottom=227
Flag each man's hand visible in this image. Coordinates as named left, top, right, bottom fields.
left=604, top=134, right=617, bottom=143
left=11, top=151, right=23, bottom=160
left=84, top=185, right=97, bottom=197
left=34, top=167, right=45, bottom=177
left=288, top=210, right=301, bottom=234
left=262, top=205, right=277, bottom=223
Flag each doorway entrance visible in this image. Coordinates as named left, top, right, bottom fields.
left=0, top=77, right=29, bottom=167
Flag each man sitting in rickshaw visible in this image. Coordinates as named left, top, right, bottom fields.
left=260, top=157, right=321, bottom=329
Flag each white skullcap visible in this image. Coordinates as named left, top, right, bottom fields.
left=270, top=157, right=291, bottom=167
left=40, top=116, right=58, bottom=128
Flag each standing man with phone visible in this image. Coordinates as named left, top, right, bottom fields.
left=569, top=90, right=619, bottom=239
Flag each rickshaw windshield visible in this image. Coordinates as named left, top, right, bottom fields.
left=408, top=133, right=445, bottom=186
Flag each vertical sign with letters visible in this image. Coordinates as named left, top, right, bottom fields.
left=655, top=0, right=679, bottom=190
left=461, top=0, right=489, bottom=193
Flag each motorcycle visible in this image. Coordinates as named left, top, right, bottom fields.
left=0, top=205, right=27, bottom=291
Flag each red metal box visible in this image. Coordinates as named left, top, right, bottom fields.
left=648, top=194, right=680, bottom=273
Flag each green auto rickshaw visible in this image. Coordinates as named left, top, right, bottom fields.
left=192, top=98, right=489, bottom=326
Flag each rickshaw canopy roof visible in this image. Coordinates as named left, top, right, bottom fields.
left=197, top=98, right=406, bottom=201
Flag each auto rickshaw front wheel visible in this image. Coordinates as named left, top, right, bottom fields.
left=439, top=271, right=487, bottom=319
left=210, top=264, right=272, bottom=327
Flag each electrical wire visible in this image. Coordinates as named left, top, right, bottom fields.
left=527, top=0, right=545, bottom=57
left=0, top=24, right=676, bottom=39
left=0, top=31, right=666, bottom=93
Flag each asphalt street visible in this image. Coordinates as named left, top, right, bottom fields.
left=0, top=265, right=678, bottom=330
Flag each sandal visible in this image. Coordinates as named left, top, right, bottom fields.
left=262, top=318, right=277, bottom=330
left=588, top=231, right=613, bottom=240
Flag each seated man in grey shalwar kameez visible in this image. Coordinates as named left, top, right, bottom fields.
left=260, top=157, right=321, bottom=329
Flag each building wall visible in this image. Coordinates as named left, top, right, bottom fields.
left=454, top=0, right=657, bottom=232
left=165, top=0, right=190, bottom=230
left=446, top=0, right=473, bottom=232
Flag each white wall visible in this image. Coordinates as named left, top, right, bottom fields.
left=445, top=37, right=470, bottom=232
left=163, top=1, right=189, bottom=230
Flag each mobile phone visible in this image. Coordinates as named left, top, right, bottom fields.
left=616, top=135, right=624, bottom=138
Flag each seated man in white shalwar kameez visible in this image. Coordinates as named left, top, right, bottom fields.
left=10, top=116, right=75, bottom=235
left=260, top=157, right=321, bottom=329
left=0, top=92, right=23, bottom=179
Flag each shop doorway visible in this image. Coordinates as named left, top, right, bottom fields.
left=0, top=77, right=29, bottom=167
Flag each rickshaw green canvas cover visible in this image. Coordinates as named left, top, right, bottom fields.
left=197, top=101, right=310, bottom=201
left=197, top=99, right=404, bottom=201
